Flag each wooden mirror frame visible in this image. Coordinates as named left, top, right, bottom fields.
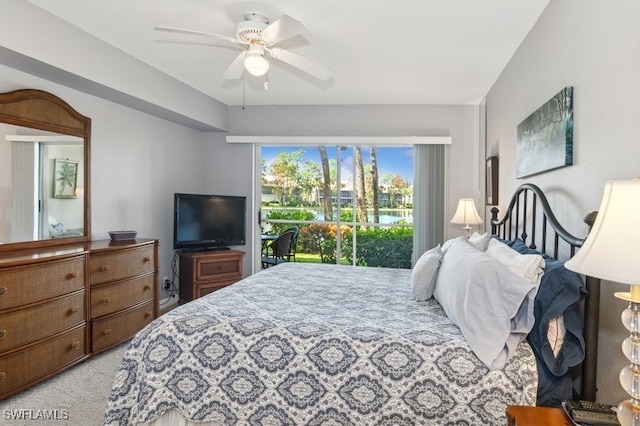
left=0, top=89, right=91, bottom=252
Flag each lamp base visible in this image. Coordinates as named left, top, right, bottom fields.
left=463, top=225, right=472, bottom=239
left=617, top=399, right=640, bottom=426
left=616, top=286, right=640, bottom=426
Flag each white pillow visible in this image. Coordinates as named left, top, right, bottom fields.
left=486, top=238, right=545, bottom=286
left=441, top=236, right=463, bottom=254
left=468, top=232, right=491, bottom=251
left=411, top=245, right=443, bottom=301
left=433, top=237, right=538, bottom=369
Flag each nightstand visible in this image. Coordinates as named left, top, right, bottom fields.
left=506, top=405, right=572, bottom=426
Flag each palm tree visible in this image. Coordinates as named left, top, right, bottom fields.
left=318, top=147, right=333, bottom=220
left=370, top=147, right=379, bottom=223
left=354, top=147, right=367, bottom=224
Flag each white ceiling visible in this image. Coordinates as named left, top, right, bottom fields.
left=26, top=0, right=549, bottom=107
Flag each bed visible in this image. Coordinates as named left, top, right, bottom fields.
left=104, top=184, right=598, bottom=425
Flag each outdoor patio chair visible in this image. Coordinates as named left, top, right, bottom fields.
left=282, top=226, right=299, bottom=261
left=261, top=228, right=298, bottom=269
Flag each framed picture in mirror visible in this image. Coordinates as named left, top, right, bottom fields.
left=53, top=158, right=79, bottom=199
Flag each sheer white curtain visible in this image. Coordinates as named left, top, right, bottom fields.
left=412, top=144, right=445, bottom=265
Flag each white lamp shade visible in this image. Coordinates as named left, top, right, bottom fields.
left=565, top=179, right=640, bottom=284
left=450, top=198, right=483, bottom=226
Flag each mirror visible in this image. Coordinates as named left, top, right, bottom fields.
left=0, top=89, right=90, bottom=252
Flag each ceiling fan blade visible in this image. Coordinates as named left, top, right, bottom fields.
left=154, top=26, right=239, bottom=44
left=222, top=52, right=246, bottom=80
left=260, top=14, right=306, bottom=45
left=269, top=48, right=334, bottom=81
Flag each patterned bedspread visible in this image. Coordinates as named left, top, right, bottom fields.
left=105, top=263, right=537, bottom=425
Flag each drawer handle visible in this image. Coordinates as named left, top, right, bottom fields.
left=103, top=297, right=111, bottom=304
left=0, top=287, right=6, bottom=295
left=143, top=257, right=151, bottom=263
left=70, top=306, right=80, bottom=315
left=145, top=311, right=153, bottom=319
left=69, top=271, right=78, bottom=279
left=0, top=330, right=6, bottom=339
left=101, top=265, right=110, bottom=272
left=0, top=372, right=5, bottom=382
left=71, top=340, right=81, bottom=350
left=104, top=329, right=112, bottom=336
left=144, top=285, right=151, bottom=291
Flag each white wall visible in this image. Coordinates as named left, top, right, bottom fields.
left=0, top=64, right=213, bottom=302
left=486, top=0, right=640, bottom=403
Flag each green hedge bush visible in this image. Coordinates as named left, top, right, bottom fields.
left=263, top=210, right=413, bottom=268
left=342, top=227, right=413, bottom=268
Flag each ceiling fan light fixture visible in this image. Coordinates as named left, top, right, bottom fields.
left=244, top=43, right=269, bottom=76
left=156, top=12, right=332, bottom=82
left=245, top=53, right=269, bottom=76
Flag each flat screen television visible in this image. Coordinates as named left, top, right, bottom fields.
left=173, top=193, right=246, bottom=251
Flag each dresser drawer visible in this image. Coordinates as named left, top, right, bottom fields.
left=0, top=257, right=85, bottom=309
left=0, top=326, right=85, bottom=396
left=90, top=245, right=154, bottom=285
left=0, top=291, right=85, bottom=353
left=197, top=279, right=236, bottom=298
left=91, top=301, right=154, bottom=352
left=199, top=259, right=239, bottom=277
left=90, top=274, right=154, bottom=318
left=193, top=254, right=241, bottom=283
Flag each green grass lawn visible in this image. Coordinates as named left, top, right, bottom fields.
left=294, top=252, right=323, bottom=263
left=293, top=252, right=350, bottom=265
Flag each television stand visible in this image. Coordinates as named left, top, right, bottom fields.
left=180, top=246, right=231, bottom=253
left=179, top=249, right=244, bottom=302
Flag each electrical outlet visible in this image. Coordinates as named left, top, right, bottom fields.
left=163, top=277, right=170, bottom=289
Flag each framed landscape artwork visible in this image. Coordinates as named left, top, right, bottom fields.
left=516, top=86, right=573, bottom=178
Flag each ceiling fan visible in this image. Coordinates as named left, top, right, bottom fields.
left=154, top=12, right=334, bottom=82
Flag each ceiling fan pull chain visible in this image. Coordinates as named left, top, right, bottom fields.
left=242, top=70, right=246, bottom=110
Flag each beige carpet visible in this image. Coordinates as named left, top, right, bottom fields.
left=0, top=343, right=128, bottom=426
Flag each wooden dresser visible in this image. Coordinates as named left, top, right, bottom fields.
left=179, top=249, right=244, bottom=303
left=88, top=239, right=159, bottom=354
left=0, top=238, right=158, bottom=400
left=0, top=246, right=88, bottom=399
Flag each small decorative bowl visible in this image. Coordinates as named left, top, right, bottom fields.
left=109, top=231, right=137, bottom=241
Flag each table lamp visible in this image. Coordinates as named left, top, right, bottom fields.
left=450, top=198, right=483, bottom=238
left=565, top=179, right=640, bottom=426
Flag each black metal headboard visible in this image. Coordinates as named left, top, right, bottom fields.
left=489, top=183, right=599, bottom=401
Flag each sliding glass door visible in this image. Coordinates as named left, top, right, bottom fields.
left=260, top=145, right=414, bottom=268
